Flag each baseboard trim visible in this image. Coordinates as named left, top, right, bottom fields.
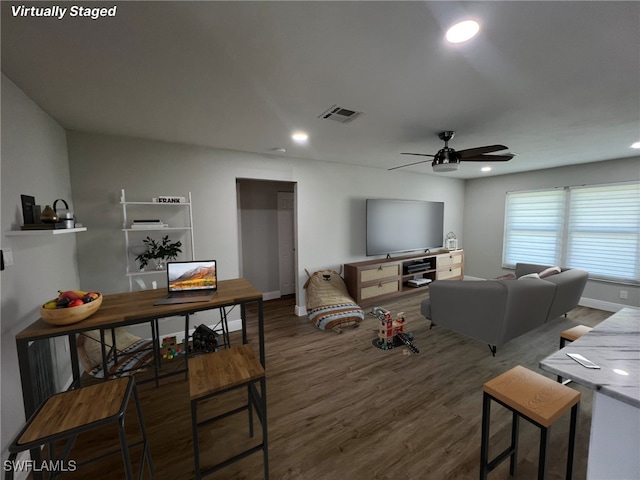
left=579, top=297, right=639, bottom=313
left=295, top=304, right=307, bottom=317
left=262, top=290, right=281, bottom=301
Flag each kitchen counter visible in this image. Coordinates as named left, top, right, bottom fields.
left=539, top=307, right=639, bottom=407
left=539, top=307, right=640, bottom=480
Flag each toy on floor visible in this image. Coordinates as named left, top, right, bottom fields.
left=371, top=307, right=419, bottom=353
left=161, top=336, right=187, bottom=360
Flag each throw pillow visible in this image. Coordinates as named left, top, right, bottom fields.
left=518, top=272, right=540, bottom=280
left=539, top=266, right=562, bottom=278
left=494, top=273, right=516, bottom=281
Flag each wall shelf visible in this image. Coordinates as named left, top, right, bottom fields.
left=5, top=227, right=87, bottom=236
left=121, top=189, right=195, bottom=291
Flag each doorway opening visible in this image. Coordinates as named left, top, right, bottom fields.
left=236, top=179, right=297, bottom=305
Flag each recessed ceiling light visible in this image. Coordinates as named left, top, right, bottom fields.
left=271, top=147, right=286, bottom=153
left=291, top=131, right=309, bottom=144
left=446, top=20, right=480, bottom=44
left=631, top=141, right=640, bottom=149
left=481, top=166, right=492, bottom=172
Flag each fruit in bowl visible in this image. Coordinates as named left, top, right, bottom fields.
left=41, top=290, right=103, bottom=325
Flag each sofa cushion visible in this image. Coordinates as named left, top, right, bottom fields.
left=539, top=266, right=561, bottom=278
left=494, top=273, right=516, bottom=281
left=518, top=272, right=541, bottom=280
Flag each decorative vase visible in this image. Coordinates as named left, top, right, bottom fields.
left=40, top=205, right=58, bottom=223
left=153, top=259, right=166, bottom=270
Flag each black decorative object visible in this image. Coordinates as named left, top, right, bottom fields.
left=20, top=195, right=36, bottom=225
left=192, top=324, right=219, bottom=353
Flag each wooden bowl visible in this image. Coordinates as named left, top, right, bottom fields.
left=40, top=294, right=103, bottom=326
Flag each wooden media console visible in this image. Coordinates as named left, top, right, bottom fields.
left=344, top=250, right=464, bottom=305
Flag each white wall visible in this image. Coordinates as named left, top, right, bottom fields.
left=66, top=131, right=465, bottom=316
left=0, top=74, right=80, bottom=459
left=463, top=156, right=640, bottom=310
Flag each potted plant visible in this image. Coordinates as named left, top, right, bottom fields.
left=135, top=235, right=182, bottom=270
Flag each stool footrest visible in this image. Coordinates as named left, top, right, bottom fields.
left=200, top=443, right=265, bottom=478
left=74, top=439, right=147, bottom=469
left=487, top=445, right=517, bottom=472
left=198, top=404, right=249, bottom=428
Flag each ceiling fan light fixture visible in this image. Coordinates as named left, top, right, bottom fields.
left=432, top=162, right=459, bottom=172
left=446, top=20, right=480, bottom=44
left=432, top=149, right=459, bottom=172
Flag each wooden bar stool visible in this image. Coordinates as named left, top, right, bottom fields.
left=557, top=325, right=592, bottom=382
left=189, top=344, right=268, bottom=479
left=5, top=376, right=153, bottom=480
left=479, top=365, right=580, bottom=480
left=560, top=325, right=592, bottom=349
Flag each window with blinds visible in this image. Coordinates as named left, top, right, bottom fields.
left=502, top=182, right=640, bottom=284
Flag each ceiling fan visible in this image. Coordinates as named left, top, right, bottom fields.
left=389, top=131, right=514, bottom=172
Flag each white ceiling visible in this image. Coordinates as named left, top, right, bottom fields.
left=2, top=1, right=639, bottom=179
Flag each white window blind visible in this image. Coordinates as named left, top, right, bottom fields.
left=567, top=183, right=640, bottom=283
left=502, top=182, right=640, bottom=284
left=503, top=189, right=565, bottom=267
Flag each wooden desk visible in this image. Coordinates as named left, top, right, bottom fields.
left=16, top=278, right=265, bottom=418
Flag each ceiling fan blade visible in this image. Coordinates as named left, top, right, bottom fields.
left=458, top=145, right=508, bottom=157
left=388, top=158, right=431, bottom=170
left=460, top=154, right=514, bottom=162
left=400, top=152, right=435, bottom=157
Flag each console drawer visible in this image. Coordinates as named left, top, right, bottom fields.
left=438, top=252, right=463, bottom=267
left=437, top=267, right=462, bottom=280
left=361, top=265, right=399, bottom=283
left=361, top=280, right=399, bottom=300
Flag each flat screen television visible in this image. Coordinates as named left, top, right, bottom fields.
left=366, top=199, right=444, bottom=256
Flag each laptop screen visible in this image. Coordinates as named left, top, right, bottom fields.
left=167, top=260, right=217, bottom=292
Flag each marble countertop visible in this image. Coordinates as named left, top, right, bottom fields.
left=539, top=307, right=640, bottom=408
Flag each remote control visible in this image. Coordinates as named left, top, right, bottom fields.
left=566, top=353, right=600, bottom=369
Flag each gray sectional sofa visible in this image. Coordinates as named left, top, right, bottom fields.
left=421, top=263, right=588, bottom=355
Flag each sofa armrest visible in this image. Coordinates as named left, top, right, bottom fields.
left=544, top=268, right=588, bottom=320
left=502, top=279, right=557, bottom=340
left=427, top=280, right=508, bottom=346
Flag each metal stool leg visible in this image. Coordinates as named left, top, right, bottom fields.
left=132, top=383, right=154, bottom=478
left=117, top=415, right=135, bottom=480
left=566, top=403, right=579, bottom=480
left=538, top=426, right=549, bottom=480
left=191, top=399, right=201, bottom=480
left=261, top=376, right=270, bottom=480
left=479, top=392, right=491, bottom=480
left=248, top=383, right=255, bottom=437
left=509, top=410, right=519, bottom=476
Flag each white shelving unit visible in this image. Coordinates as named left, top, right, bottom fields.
left=5, top=227, right=87, bottom=236
left=120, top=189, right=195, bottom=291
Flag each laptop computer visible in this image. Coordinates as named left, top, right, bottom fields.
left=154, top=260, right=217, bottom=305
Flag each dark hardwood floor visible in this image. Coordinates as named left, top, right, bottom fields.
left=46, top=294, right=610, bottom=479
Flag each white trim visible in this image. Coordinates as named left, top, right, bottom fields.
left=295, top=304, right=307, bottom=316
left=579, top=297, right=639, bottom=313
left=262, top=290, right=281, bottom=301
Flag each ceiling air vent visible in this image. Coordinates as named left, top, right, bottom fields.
left=318, top=105, right=363, bottom=124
